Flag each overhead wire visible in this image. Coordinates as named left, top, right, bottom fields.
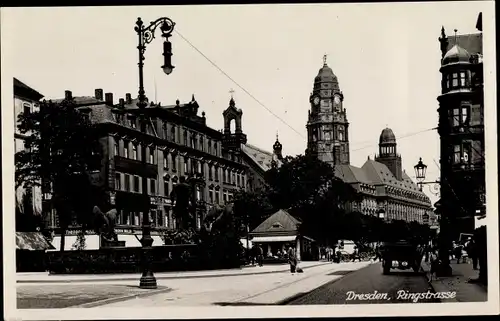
left=174, top=29, right=448, bottom=160
left=174, top=29, right=306, bottom=140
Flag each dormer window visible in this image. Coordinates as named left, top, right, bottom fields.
left=271, top=222, right=283, bottom=229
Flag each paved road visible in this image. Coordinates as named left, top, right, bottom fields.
left=286, top=262, right=440, bottom=304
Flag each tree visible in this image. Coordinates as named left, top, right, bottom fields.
left=15, top=98, right=103, bottom=251
left=264, top=154, right=358, bottom=245
left=231, top=188, right=274, bottom=236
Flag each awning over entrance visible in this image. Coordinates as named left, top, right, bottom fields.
left=251, top=235, right=297, bottom=243
left=302, top=235, right=316, bottom=242
left=16, top=232, right=55, bottom=251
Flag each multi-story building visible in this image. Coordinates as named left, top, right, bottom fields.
left=437, top=13, right=484, bottom=235
left=43, top=89, right=279, bottom=249
left=13, top=78, right=44, bottom=220
left=305, top=60, right=433, bottom=223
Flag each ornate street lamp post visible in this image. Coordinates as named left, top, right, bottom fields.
left=414, top=157, right=451, bottom=276
left=414, top=158, right=440, bottom=196
left=134, top=16, right=175, bottom=289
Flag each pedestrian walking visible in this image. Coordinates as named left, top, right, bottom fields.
left=256, top=244, right=264, bottom=267
left=287, top=245, right=297, bottom=273
left=454, top=242, right=463, bottom=264
left=466, top=237, right=478, bottom=270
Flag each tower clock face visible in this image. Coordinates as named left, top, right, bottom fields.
left=334, top=95, right=341, bottom=105
left=313, top=96, right=320, bottom=106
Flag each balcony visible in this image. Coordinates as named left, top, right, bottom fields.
left=114, top=156, right=157, bottom=179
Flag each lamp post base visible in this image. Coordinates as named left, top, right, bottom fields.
left=139, top=271, right=157, bottom=289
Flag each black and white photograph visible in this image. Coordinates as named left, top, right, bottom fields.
left=2, top=1, right=498, bottom=319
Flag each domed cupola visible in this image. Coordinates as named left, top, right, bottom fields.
left=313, top=55, right=340, bottom=92
left=379, top=127, right=396, bottom=145
left=442, top=44, right=471, bottom=66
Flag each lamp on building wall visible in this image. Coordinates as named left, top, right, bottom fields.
left=134, top=16, right=176, bottom=289
left=413, top=158, right=440, bottom=196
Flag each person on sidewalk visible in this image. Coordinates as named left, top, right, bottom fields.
left=256, top=244, right=264, bottom=267
left=466, top=237, right=478, bottom=270
left=287, top=245, right=297, bottom=274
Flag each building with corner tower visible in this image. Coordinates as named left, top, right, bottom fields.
left=305, top=58, right=433, bottom=223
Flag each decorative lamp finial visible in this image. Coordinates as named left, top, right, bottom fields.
left=276, top=131, right=279, bottom=141
left=323, top=54, right=327, bottom=66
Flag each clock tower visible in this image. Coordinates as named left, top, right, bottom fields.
left=306, top=55, right=350, bottom=166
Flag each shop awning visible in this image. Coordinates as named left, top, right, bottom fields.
left=49, top=234, right=164, bottom=250
left=251, top=235, right=297, bottom=243
left=16, top=232, right=56, bottom=251
left=49, top=235, right=101, bottom=251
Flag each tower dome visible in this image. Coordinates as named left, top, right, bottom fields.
left=442, top=44, right=471, bottom=66
left=379, top=127, right=396, bottom=144
left=313, top=55, right=340, bottom=91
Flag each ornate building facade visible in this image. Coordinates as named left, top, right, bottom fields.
left=437, top=14, right=484, bottom=235
left=305, top=59, right=433, bottom=223
left=42, top=90, right=255, bottom=248
left=40, top=88, right=281, bottom=249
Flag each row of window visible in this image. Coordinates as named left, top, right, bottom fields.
left=114, top=138, right=156, bottom=164
left=115, top=171, right=238, bottom=207
left=115, top=173, right=157, bottom=195
left=113, top=114, right=221, bottom=157
left=380, top=146, right=396, bottom=155
left=442, top=70, right=482, bottom=93
left=162, top=153, right=245, bottom=187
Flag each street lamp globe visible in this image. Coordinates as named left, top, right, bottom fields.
left=414, top=157, right=427, bottom=183
left=378, top=209, right=385, bottom=219
left=161, top=40, right=175, bottom=75
left=162, top=65, right=174, bottom=75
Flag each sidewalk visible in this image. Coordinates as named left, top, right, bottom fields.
left=421, top=260, right=487, bottom=302
left=17, top=261, right=330, bottom=284
left=97, top=261, right=372, bottom=307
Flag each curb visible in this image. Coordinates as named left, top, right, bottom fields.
left=71, top=287, right=173, bottom=308
left=18, top=262, right=332, bottom=284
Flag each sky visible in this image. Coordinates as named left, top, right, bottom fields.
left=2, top=2, right=494, bottom=206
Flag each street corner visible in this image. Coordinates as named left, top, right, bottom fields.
left=17, top=284, right=172, bottom=309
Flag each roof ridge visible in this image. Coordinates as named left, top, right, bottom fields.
left=244, top=143, right=273, bottom=156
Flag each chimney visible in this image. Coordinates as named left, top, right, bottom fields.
left=95, top=89, right=104, bottom=101
left=119, top=98, right=125, bottom=108
left=65, top=90, right=72, bottom=100
left=105, top=93, right=114, bottom=106
left=126, top=93, right=132, bottom=104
